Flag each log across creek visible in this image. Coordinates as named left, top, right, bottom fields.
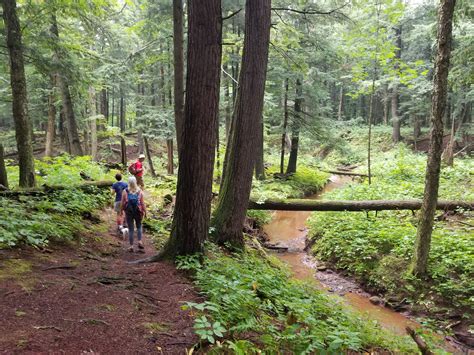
left=248, top=199, right=474, bottom=211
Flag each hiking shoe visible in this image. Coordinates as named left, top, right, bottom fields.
left=138, top=242, right=144, bottom=250
left=128, top=246, right=134, bottom=253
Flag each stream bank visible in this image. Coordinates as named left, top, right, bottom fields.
left=261, top=175, right=467, bottom=353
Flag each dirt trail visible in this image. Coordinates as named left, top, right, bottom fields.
left=0, top=209, right=199, bottom=354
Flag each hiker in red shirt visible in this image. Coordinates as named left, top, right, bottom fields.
left=128, top=154, right=146, bottom=189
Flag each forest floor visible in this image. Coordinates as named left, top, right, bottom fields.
left=0, top=209, right=199, bottom=354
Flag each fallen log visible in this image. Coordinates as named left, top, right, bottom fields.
left=0, top=180, right=113, bottom=198
left=248, top=199, right=474, bottom=211
left=324, top=170, right=369, bottom=177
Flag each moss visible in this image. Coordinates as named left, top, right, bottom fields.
left=0, top=259, right=35, bottom=291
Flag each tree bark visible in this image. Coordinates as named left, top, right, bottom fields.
left=119, top=92, right=127, bottom=167
left=173, top=0, right=185, bottom=155
left=166, top=139, right=174, bottom=175
left=51, top=14, right=83, bottom=156
left=143, top=136, right=157, bottom=178
left=89, top=86, right=98, bottom=161
left=224, top=62, right=232, bottom=141
left=136, top=83, right=145, bottom=154
left=2, top=0, right=36, bottom=188
left=411, top=0, right=456, bottom=277
left=0, top=144, right=9, bottom=189
left=286, top=77, right=302, bottom=174
left=45, top=74, right=57, bottom=157
left=212, top=0, right=271, bottom=248
left=153, top=0, right=222, bottom=258
left=280, top=77, right=289, bottom=174
left=248, top=199, right=473, bottom=212
left=337, top=85, right=344, bottom=120
left=392, top=25, right=402, bottom=142
left=255, top=119, right=265, bottom=180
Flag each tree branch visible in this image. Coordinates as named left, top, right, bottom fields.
left=222, top=8, right=242, bottom=21
left=271, top=2, right=350, bottom=16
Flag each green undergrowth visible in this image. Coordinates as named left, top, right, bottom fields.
left=177, top=246, right=420, bottom=353
left=252, top=166, right=330, bottom=201
left=1, top=155, right=115, bottom=248
left=308, top=146, right=474, bottom=319
left=6, top=154, right=119, bottom=188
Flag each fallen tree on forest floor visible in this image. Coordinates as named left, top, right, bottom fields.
left=0, top=180, right=113, bottom=198
left=248, top=199, right=474, bottom=211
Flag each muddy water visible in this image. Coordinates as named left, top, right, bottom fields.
left=263, top=175, right=420, bottom=336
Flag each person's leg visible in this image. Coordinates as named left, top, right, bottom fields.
left=137, top=175, right=144, bottom=190
left=114, top=202, right=122, bottom=228
left=126, top=214, right=134, bottom=246
left=136, top=215, right=144, bottom=251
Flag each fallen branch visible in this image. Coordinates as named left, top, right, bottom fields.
left=0, top=180, right=113, bottom=198
left=42, top=265, right=76, bottom=271
left=324, top=170, right=369, bottom=177
left=33, top=325, right=62, bottom=332
left=406, top=326, right=433, bottom=355
left=248, top=199, right=474, bottom=211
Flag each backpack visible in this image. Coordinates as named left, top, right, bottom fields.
left=125, top=189, right=142, bottom=217
left=128, top=162, right=137, bottom=175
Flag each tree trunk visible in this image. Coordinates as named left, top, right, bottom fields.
left=173, top=0, right=185, bottom=155
left=51, top=14, right=83, bottom=156
left=0, top=144, right=9, bottom=189
left=383, top=84, right=389, bottom=125
left=248, top=198, right=473, bottom=212
left=212, top=0, right=271, bottom=248
left=136, top=83, right=145, bottom=154
left=155, top=0, right=222, bottom=258
left=2, top=0, right=36, bottom=188
left=255, top=119, right=265, bottom=180
left=111, top=88, right=115, bottom=127
left=392, top=25, right=402, bottom=142
left=280, top=77, right=289, bottom=174
left=120, top=92, right=127, bottom=167
left=143, top=136, right=156, bottom=178
left=89, top=86, right=98, bottom=161
left=45, top=74, right=57, bottom=157
left=337, top=85, right=344, bottom=120
left=411, top=0, right=456, bottom=277
left=100, top=88, right=108, bottom=127
left=166, top=139, right=174, bottom=175
left=286, top=78, right=302, bottom=174
left=414, top=115, right=421, bottom=139
left=224, top=62, right=232, bottom=142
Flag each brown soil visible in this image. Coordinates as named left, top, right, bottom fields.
left=0, top=209, right=200, bottom=354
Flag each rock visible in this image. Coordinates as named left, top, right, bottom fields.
left=316, top=264, right=328, bottom=271
left=369, top=296, right=382, bottom=305
left=163, top=194, right=173, bottom=205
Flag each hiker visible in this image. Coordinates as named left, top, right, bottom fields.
left=111, top=173, right=127, bottom=233
left=121, top=176, right=147, bottom=253
left=128, top=154, right=146, bottom=190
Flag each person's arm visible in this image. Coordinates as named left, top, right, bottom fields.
left=140, top=192, right=147, bottom=217
left=121, top=190, right=127, bottom=212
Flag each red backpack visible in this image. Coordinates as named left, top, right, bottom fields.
left=128, top=162, right=137, bottom=175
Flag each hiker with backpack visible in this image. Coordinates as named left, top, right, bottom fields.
left=121, top=176, right=147, bottom=253
left=128, top=154, right=146, bottom=190
left=111, top=173, right=128, bottom=233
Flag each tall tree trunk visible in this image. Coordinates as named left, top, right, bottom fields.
left=51, top=14, right=83, bottom=156
left=173, top=0, right=185, bottom=155
left=136, top=83, right=144, bottom=154
left=383, top=84, right=389, bottom=125
left=286, top=78, right=302, bottom=174
left=111, top=88, right=115, bottom=127
left=337, top=85, right=344, bottom=121
left=411, top=0, right=456, bottom=277
left=156, top=0, right=222, bottom=258
left=212, top=0, right=271, bottom=248
left=255, top=119, right=265, bottom=180
left=100, top=88, right=108, bottom=127
left=224, top=62, right=232, bottom=141
left=143, top=136, right=156, bottom=178
left=89, top=86, right=98, bottom=160
left=2, top=0, right=36, bottom=187
left=45, top=74, right=57, bottom=157
left=392, top=25, right=402, bottom=142
left=119, top=92, right=127, bottom=167
left=0, top=144, right=9, bottom=189
left=280, top=77, right=289, bottom=174
left=166, top=139, right=174, bottom=175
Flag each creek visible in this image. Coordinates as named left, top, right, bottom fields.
left=263, top=175, right=464, bottom=353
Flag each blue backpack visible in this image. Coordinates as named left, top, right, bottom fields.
left=126, top=189, right=142, bottom=217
